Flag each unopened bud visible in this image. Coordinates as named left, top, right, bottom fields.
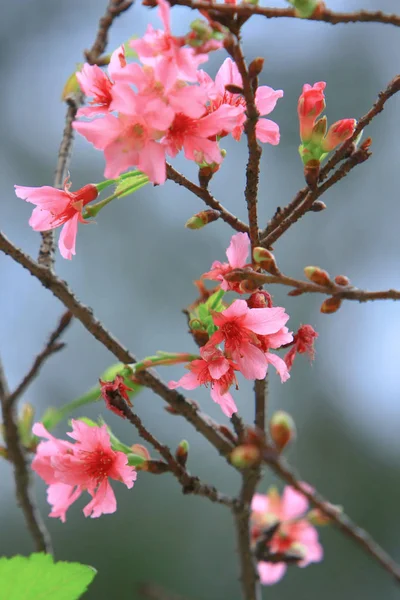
left=304, top=266, right=332, bottom=286
left=308, top=504, right=342, bottom=525
left=304, top=159, right=320, bottom=188
left=321, top=119, right=357, bottom=152
left=225, top=84, right=244, bottom=95
left=230, top=444, right=261, bottom=469
left=185, top=209, right=221, bottom=230
left=142, top=460, right=170, bottom=474
left=247, top=291, right=273, bottom=309
left=18, top=403, right=35, bottom=447
left=287, top=288, right=304, bottom=297
left=320, top=296, right=342, bottom=314
left=253, top=247, right=280, bottom=275
left=269, top=411, right=296, bottom=452
left=190, top=18, right=211, bottom=37
left=175, top=439, right=189, bottom=467
left=249, top=57, right=265, bottom=79
left=289, top=0, right=322, bottom=19
left=131, top=444, right=151, bottom=460
left=309, top=201, right=327, bottom=212
left=334, top=275, right=350, bottom=286
left=310, top=116, right=327, bottom=145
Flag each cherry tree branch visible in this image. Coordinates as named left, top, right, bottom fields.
left=262, top=447, right=400, bottom=584
left=168, top=1, right=400, bottom=28
left=38, top=0, right=134, bottom=269
left=166, top=164, right=249, bottom=233
left=226, top=268, right=400, bottom=303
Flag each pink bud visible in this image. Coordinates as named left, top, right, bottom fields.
left=298, top=82, right=326, bottom=142
left=247, top=291, right=273, bottom=309
left=321, top=119, right=357, bottom=152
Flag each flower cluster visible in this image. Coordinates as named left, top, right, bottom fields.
left=32, top=420, right=136, bottom=521
left=251, top=485, right=323, bottom=585
left=73, top=0, right=283, bottom=184
left=169, top=233, right=293, bottom=417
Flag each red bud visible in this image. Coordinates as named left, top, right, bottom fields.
left=269, top=411, right=296, bottom=452
left=320, top=297, right=342, bottom=314
left=304, top=266, right=332, bottom=286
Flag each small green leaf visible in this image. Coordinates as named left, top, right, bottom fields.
left=0, top=553, right=96, bottom=600
left=127, top=453, right=146, bottom=467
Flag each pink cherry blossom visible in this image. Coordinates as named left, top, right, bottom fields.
left=162, top=104, right=243, bottom=165
left=100, top=374, right=134, bottom=419
left=251, top=485, right=323, bottom=585
left=32, top=420, right=136, bottom=521
left=203, top=58, right=283, bottom=143
left=208, top=299, right=290, bottom=380
left=256, top=326, right=293, bottom=383
left=298, top=81, right=326, bottom=142
left=284, top=324, right=318, bottom=370
left=202, top=232, right=251, bottom=293
left=130, top=0, right=208, bottom=87
left=73, top=92, right=174, bottom=183
left=14, top=178, right=98, bottom=260
left=168, top=346, right=238, bottom=417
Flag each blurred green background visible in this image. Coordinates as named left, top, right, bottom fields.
left=1, top=0, right=400, bottom=598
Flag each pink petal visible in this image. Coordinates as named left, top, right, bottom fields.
left=208, top=358, right=230, bottom=380
left=47, top=483, right=82, bottom=523
left=103, top=143, right=140, bottom=179
left=281, top=486, right=309, bottom=520
left=157, top=0, right=171, bottom=33
left=258, top=562, right=287, bottom=585
left=243, top=306, right=289, bottom=335
left=265, top=352, right=290, bottom=382
left=234, top=343, right=268, bottom=380
left=256, top=119, right=280, bottom=145
left=183, top=136, right=222, bottom=165
left=58, top=212, right=79, bottom=260
left=83, top=479, right=117, bottom=518
left=137, top=141, right=166, bottom=184
left=255, top=86, right=283, bottom=116
left=215, top=57, right=242, bottom=91
left=214, top=299, right=248, bottom=323
left=15, top=185, right=69, bottom=210
left=73, top=115, right=124, bottom=150
left=265, top=327, right=293, bottom=349
left=210, top=385, right=237, bottom=417
left=28, top=207, right=55, bottom=232
left=109, top=83, right=138, bottom=114
left=109, top=452, right=137, bottom=488
left=251, top=493, right=269, bottom=513
left=226, top=232, right=250, bottom=268
left=168, top=371, right=201, bottom=391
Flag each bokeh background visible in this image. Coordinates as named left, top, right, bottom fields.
left=1, top=0, right=400, bottom=598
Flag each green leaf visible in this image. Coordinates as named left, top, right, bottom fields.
left=0, top=553, right=96, bottom=600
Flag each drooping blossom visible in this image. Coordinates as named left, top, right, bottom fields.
left=284, top=324, right=318, bottom=370
left=14, top=179, right=98, bottom=260
left=100, top=374, right=134, bottom=419
left=256, top=326, right=293, bottom=382
left=201, top=58, right=283, bottom=144
left=321, top=118, right=357, bottom=152
left=251, top=486, right=323, bottom=585
left=297, top=81, right=326, bottom=142
left=202, top=232, right=251, bottom=293
left=207, top=299, right=291, bottom=380
left=130, top=0, right=208, bottom=86
left=73, top=91, right=174, bottom=183
left=168, top=346, right=238, bottom=417
left=32, top=420, right=136, bottom=521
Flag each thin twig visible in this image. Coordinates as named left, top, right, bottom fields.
left=167, top=1, right=400, bottom=28
left=225, top=268, right=400, bottom=303
left=8, top=312, right=73, bottom=406
left=254, top=377, right=267, bottom=432
left=166, top=164, right=249, bottom=233
left=38, top=0, right=134, bottom=268
left=0, top=231, right=234, bottom=461
left=263, top=448, right=400, bottom=584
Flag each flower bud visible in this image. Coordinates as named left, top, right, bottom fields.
left=308, top=504, right=342, bottom=526
left=230, top=444, right=261, bottom=469
left=310, top=116, right=327, bottom=145
left=225, top=84, right=244, bottom=95
left=308, top=201, right=327, bottom=212
left=321, top=119, right=357, bottom=152
left=287, top=288, right=304, bottom=297
left=247, top=291, right=273, bottom=309
left=131, top=444, right=151, bottom=460
left=304, top=266, right=332, bottom=286
left=248, top=57, right=265, bottom=79
left=269, top=411, right=296, bottom=452
left=298, top=81, right=326, bottom=142
left=18, top=403, right=35, bottom=447
left=253, top=247, right=280, bottom=275
left=185, top=210, right=221, bottom=230
left=175, top=439, right=189, bottom=467
left=334, top=275, right=350, bottom=286
left=142, top=460, right=170, bottom=474
left=289, top=0, right=322, bottom=18
left=320, top=296, right=342, bottom=314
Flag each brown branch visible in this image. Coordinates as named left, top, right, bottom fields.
left=166, top=164, right=248, bottom=233
left=227, top=43, right=261, bottom=250
left=254, top=377, right=267, bottom=432
left=7, top=312, right=73, bottom=406
left=0, top=353, right=52, bottom=554
left=168, top=1, right=400, bottom=28
left=226, top=268, right=400, bottom=303
left=0, top=231, right=234, bottom=462
left=262, top=448, right=400, bottom=584
left=233, top=482, right=261, bottom=600
left=38, top=0, right=134, bottom=268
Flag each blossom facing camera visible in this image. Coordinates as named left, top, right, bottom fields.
left=14, top=178, right=98, bottom=260
left=32, top=420, right=136, bottom=521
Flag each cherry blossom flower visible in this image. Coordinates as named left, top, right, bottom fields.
left=130, top=0, right=208, bottom=87
left=202, top=58, right=283, bottom=143
left=297, top=81, right=326, bottom=142
left=14, top=179, right=98, bottom=260
left=208, top=299, right=290, bottom=380
left=251, top=486, right=323, bottom=585
left=73, top=91, right=174, bottom=183
left=168, top=346, right=238, bottom=417
left=202, top=232, right=251, bottom=293
left=32, top=420, right=136, bottom=521
left=100, top=374, right=134, bottom=418
left=284, top=324, right=318, bottom=370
